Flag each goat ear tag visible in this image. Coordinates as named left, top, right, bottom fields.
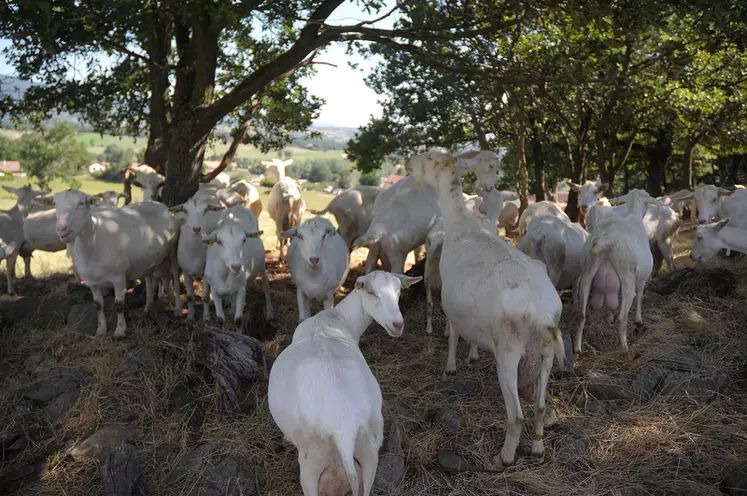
left=401, top=281, right=411, bottom=290
left=445, top=158, right=456, bottom=169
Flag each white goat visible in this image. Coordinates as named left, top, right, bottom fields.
left=690, top=218, right=747, bottom=261
left=517, top=214, right=588, bottom=310
left=499, top=199, right=520, bottom=233
left=202, top=206, right=273, bottom=323
left=309, top=185, right=381, bottom=249
left=281, top=216, right=350, bottom=322
left=680, top=185, right=747, bottom=228
left=574, top=185, right=682, bottom=276
left=657, top=189, right=696, bottom=217
left=574, top=189, right=658, bottom=355
left=0, top=185, right=49, bottom=294
left=228, top=178, right=263, bottom=217
left=567, top=179, right=609, bottom=221
left=209, top=171, right=232, bottom=188
left=170, top=196, right=226, bottom=319
left=407, top=150, right=564, bottom=467
left=268, top=271, right=422, bottom=496
left=38, top=190, right=180, bottom=338
left=517, top=200, right=571, bottom=237
left=267, top=177, right=306, bottom=262
left=424, top=182, right=503, bottom=337
left=129, top=165, right=165, bottom=202
left=19, top=191, right=126, bottom=279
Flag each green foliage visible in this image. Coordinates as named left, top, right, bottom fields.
left=358, top=172, right=380, bottom=186
left=16, top=123, right=89, bottom=189
left=0, top=135, right=19, bottom=161
left=260, top=178, right=277, bottom=188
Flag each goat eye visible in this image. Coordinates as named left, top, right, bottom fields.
left=697, top=236, right=703, bottom=241
left=216, top=240, right=223, bottom=245
left=297, top=235, right=304, bottom=241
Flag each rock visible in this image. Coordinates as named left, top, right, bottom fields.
left=42, top=390, right=79, bottom=424
left=432, top=407, right=461, bottom=436
left=634, top=364, right=668, bottom=395
left=436, top=451, right=472, bottom=474
left=70, top=424, right=132, bottom=462
left=610, top=484, right=648, bottom=496
left=99, top=443, right=146, bottom=496
left=24, top=367, right=92, bottom=402
left=551, top=332, right=574, bottom=377
left=585, top=372, right=634, bottom=401
left=115, top=344, right=162, bottom=376
left=575, top=395, right=607, bottom=415
left=652, top=345, right=700, bottom=372
left=721, top=460, right=747, bottom=495
left=382, top=394, right=427, bottom=429
left=23, top=353, right=55, bottom=376
left=373, top=418, right=405, bottom=494
left=0, top=462, right=47, bottom=493
left=437, top=380, right=484, bottom=396
left=1, top=432, right=28, bottom=459
left=188, top=456, right=259, bottom=496
left=67, top=302, right=118, bottom=335
left=166, top=441, right=219, bottom=483
left=658, top=370, right=726, bottom=402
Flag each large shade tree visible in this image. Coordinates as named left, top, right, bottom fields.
left=0, top=0, right=515, bottom=205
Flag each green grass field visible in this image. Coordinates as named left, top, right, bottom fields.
left=0, top=176, right=337, bottom=277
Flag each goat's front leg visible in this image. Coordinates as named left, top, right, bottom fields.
left=202, top=279, right=212, bottom=321
left=172, top=263, right=182, bottom=317
left=5, top=253, right=17, bottom=295
left=90, top=285, right=107, bottom=336
left=260, top=268, right=274, bottom=320
left=144, top=276, right=154, bottom=313
left=184, top=273, right=195, bottom=320
left=297, top=287, right=311, bottom=322
left=233, top=282, right=247, bottom=325
left=442, top=322, right=459, bottom=379
left=467, top=344, right=480, bottom=365
left=211, top=286, right=225, bottom=323
left=112, top=276, right=128, bottom=339
left=23, top=255, right=32, bottom=279
left=323, top=291, right=334, bottom=311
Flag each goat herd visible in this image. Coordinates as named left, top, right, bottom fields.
left=0, top=151, right=745, bottom=496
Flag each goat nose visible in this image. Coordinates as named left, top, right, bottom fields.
left=309, top=257, right=319, bottom=266
left=392, top=320, right=404, bottom=332
left=230, top=264, right=241, bottom=272
left=192, top=226, right=201, bottom=234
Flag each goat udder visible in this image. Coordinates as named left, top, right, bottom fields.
left=590, top=263, right=620, bottom=311
left=517, top=335, right=541, bottom=402
left=319, top=459, right=364, bottom=496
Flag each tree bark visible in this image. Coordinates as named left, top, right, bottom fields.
left=143, top=9, right=171, bottom=175
left=162, top=115, right=210, bottom=206
left=531, top=122, right=545, bottom=202
left=684, top=140, right=696, bottom=190
left=646, top=127, right=673, bottom=197
left=517, top=87, right=529, bottom=214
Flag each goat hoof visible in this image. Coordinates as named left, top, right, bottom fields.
left=491, top=454, right=513, bottom=469
left=530, top=450, right=545, bottom=463
left=441, top=370, right=456, bottom=381
left=634, top=321, right=646, bottom=332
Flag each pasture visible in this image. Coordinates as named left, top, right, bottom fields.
left=1, top=184, right=745, bottom=495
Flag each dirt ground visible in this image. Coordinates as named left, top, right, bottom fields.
left=0, top=221, right=746, bottom=495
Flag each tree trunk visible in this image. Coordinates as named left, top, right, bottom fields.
left=517, top=87, right=529, bottom=214
left=624, top=162, right=630, bottom=193
left=162, top=113, right=210, bottom=206
left=684, top=140, right=696, bottom=190
left=143, top=10, right=171, bottom=175
left=531, top=127, right=545, bottom=202
left=727, top=154, right=744, bottom=186
left=646, top=127, right=673, bottom=197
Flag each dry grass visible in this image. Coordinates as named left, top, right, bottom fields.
left=1, top=220, right=746, bottom=495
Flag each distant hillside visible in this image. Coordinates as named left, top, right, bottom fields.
left=1, top=74, right=359, bottom=149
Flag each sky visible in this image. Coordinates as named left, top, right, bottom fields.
left=0, top=0, right=399, bottom=129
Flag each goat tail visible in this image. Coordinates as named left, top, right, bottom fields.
left=334, top=432, right=361, bottom=496
left=351, top=232, right=381, bottom=249
left=309, top=206, right=329, bottom=215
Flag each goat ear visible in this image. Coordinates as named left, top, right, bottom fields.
left=87, top=196, right=98, bottom=205
left=206, top=204, right=225, bottom=212
left=323, top=226, right=336, bottom=238
left=567, top=180, right=581, bottom=191
left=245, top=230, right=263, bottom=239
left=2, top=242, right=15, bottom=257
left=680, top=191, right=695, bottom=200
left=2, top=185, right=18, bottom=195
left=132, top=180, right=143, bottom=188
left=715, top=218, right=730, bottom=231
left=169, top=204, right=184, bottom=214
left=718, top=187, right=733, bottom=196
left=355, top=276, right=368, bottom=291
left=34, top=196, right=55, bottom=206
left=392, top=274, right=422, bottom=289
left=118, top=192, right=128, bottom=198
left=279, top=227, right=297, bottom=239
left=596, top=183, right=609, bottom=195
left=202, top=233, right=217, bottom=245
